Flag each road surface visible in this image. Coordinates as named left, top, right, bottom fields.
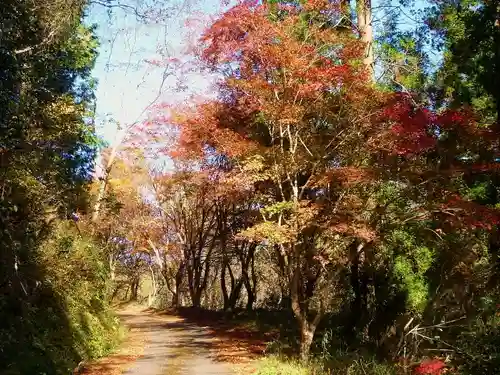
left=117, top=308, right=235, bottom=375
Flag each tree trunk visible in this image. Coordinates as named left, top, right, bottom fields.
left=148, top=266, right=157, bottom=307
left=171, top=291, right=180, bottom=308
left=244, top=276, right=255, bottom=311
left=299, top=322, right=316, bottom=363
left=130, top=278, right=139, bottom=301
left=92, top=132, right=123, bottom=221
left=169, top=262, right=185, bottom=308
left=109, top=257, right=115, bottom=282
left=191, top=290, right=202, bottom=308
left=290, top=248, right=324, bottom=362
left=242, top=262, right=257, bottom=310
left=173, top=273, right=183, bottom=308
left=494, top=4, right=500, bottom=129
left=291, top=264, right=310, bottom=362
left=356, top=0, right=374, bottom=76
left=244, top=243, right=257, bottom=310
left=221, top=261, right=230, bottom=310
left=349, top=242, right=369, bottom=335
left=228, top=280, right=243, bottom=311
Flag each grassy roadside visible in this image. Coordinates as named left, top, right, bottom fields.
left=76, top=304, right=147, bottom=375
left=167, top=307, right=400, bottom=375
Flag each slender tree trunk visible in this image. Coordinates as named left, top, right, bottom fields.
left=290, top=262, right=312, bottom=362
left=244, top=276, right=255, bottom=311
left=172, top=265, right=184, bottom=308
left=171, top=291, right=179, bottom=307
left=192, top=290, right=202, bottom=308
left=349, top=242, right=368, bottom=335
left=221, top=262, right=229, bottom=310
left=92, top=129, right=124, bottom=222
left=299, top=322, right=315, bottom=362
left=92, top=175, right=108, bottom=222
left=289, top=246, right=324, bottom=362
left=228, top=280, right=243, bottom=311
left=188, top=265, right=198, bottom=307
left=130, top=278, right=139, bottom=301
left=349, top=242, right=361, bottom=330
left=494, top=4, right=500, bottom=128
left=356, top=0, right=374, bottom=76
left=109, top=253, right=116, bottom=281
left=244, top=244, right=257, bottom=310
left=148, top=265, right=157, bottom=307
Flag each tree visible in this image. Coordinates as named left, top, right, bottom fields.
left=0, top=0, right=106, bottom=372
left=426, top=0, right=500, bottom=126
left=356, top=0, right=374, bottom=74
left=160, top=1, right=500, bottom=362
left=166, top=1, right=387, bottom=360
left=155, top=171, right=220, bottom=308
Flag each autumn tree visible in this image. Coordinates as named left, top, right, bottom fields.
left=156, top=1, right=500, bottom=364
left=153, top=170, right=221, bottom=308
left=164, top=1, right=389, bottom=360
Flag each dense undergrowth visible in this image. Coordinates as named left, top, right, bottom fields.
left=0, top=223, right=123, bottom=375
left=167, top=305, right=500, bottom=375
left=253, top=356, right=397, bottom=375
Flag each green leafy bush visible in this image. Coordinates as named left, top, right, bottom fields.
left=0, top=222, right=122, bottom=375
left=253, top=356, right=326, bottom=375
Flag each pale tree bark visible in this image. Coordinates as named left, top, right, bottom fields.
left=147, top=264, right=157, bottom=307
left=356, top=0, right=374, bottom=76
left=92, top=137, right=121, bottom=222
left=109, top=253, right=116, bottom=281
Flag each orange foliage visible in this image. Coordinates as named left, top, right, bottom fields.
left=152, top=0, right=500, bottom=245
left=158, top=0, right=386, bottom=247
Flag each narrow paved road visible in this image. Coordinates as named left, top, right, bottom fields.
left=117, top=309, right=235, bottom=375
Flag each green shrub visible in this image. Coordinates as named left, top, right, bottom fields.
left=0, top=222, right=122, bottom=375
left=253, top=356, right=327, bottom=375
left=455, top=314, right=500, bottom=374
left=346, top=359, right=397, bottom=375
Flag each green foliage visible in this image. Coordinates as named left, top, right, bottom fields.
left=0, top=1, right=119, bottom=374
left=0, top=223, right=122, bottom=375
left=427, top=0, right=499, bottom=123
left=261, top=201, right=294, bottom=218
left=345, top=359, right=396, bottom=375
left=393, top=255, right=429, bottom=312
left=377, top=34, right=427, bottom=93
left=253, top=356, right=326, bottom=375
left=239, top=221, right=293, bottom=244
left=381, top=229, right=435, bottom=313
left=253, top=352, right=397, bottom=375
left=455, top=300, right=500, bottom=374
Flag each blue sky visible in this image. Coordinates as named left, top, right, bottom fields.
left=86, top=0, right=431, bottom=153
left=86, top=0, right=226, bottom=146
